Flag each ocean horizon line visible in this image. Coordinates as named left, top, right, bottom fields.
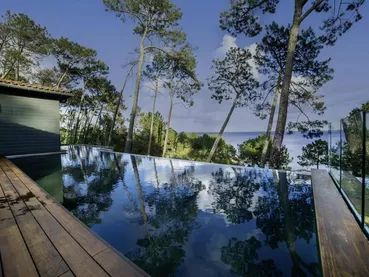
left=190, top=130, right=340, bottom=134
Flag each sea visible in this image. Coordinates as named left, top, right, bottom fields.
left=198, top=130, right=340, bottom=170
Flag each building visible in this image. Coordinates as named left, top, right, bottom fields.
left=0, top=78, right=72, bottom=156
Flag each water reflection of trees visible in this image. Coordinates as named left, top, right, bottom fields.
left=221, top=236, right=282, bottom=277
left=62, top=146, right=118, bottom=227
left=126, top=156, right=204, bottom=277
left=209, top=168, right=320, bottom=277
left=209, top=168, right=269, bottom=224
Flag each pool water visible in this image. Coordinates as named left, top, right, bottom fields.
left=12, top=146, right=321, bottom=277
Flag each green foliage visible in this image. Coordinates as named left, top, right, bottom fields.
left=220, top=0, right=279, bottom=37
left=130, top=113, right=238, bottom=165
left=209, top=47, right=259, bottom=106
left=238, top=134, right=292, bottom=169
left=320, top=0, right=365, bottom=46
left=187, top=134, right=237, bottom=164
left=287, top=120, right=329, bottom=139
left=220, top=0, right=365, bottom=46
left=103, top=0, right=184, bottom=44
left=330, top=102, right=369, bottom=176
left=221, top=0, right=365, bottom=169
left=163, top=45, right=202, bottom=106
left=0, top=11, right=50, bottom=80
left=33, top=68, right=59, bottom=86
left=209, top=169, right=319, bottom=276
left=254, top=22, right=332, bottom=132
left=127, top=156, right=203, bottom=277
left=133, top=112, right=166, bottom=156
left=53, top=37, right=98, bottom=88
left=256, top=22, right=333, bottom=92
left=61, top=148, right=120, bottom=227
left=297, top=139, right=328, bottom=169
left=330, top=142, right=363, bottom=175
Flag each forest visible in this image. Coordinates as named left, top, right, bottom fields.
left=0, top=0, right=366, bottom=170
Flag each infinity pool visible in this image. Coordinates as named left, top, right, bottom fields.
left=12, top=146, right=321, bottom=277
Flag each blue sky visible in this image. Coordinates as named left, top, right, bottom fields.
left=1, top=0, right=368, bottom=132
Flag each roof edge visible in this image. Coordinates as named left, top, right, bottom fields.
left=0, top=81, right=73, bottom=98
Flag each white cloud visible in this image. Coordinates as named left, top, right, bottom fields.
left=214, top=35, right=260, bottom=80
left=214, top=34, right=237, bottom=58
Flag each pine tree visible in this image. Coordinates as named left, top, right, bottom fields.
left=207, top=47, right=259, bottom=162
left=220, top=0, right=365, bottom=168
left=298, top=139, right=328, bottom=169
left=104, top=0, right=190, bottom=153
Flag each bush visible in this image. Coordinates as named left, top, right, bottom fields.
left=238, top=134, right=292, bottom=169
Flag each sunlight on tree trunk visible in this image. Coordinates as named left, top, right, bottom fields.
left=271, top=4, right=303, bottom=168
left=261, top=72, right=282, bottom=167
left=73, top=90, right=86, bottom=144
left=163, top=91, right=174, bottom=157
left=93, top=104, right=104, bottom=144
left=83, top=106, right=97, bottom=143
left=153, top=159, right=160, bottom=188
left=107, top=61, right=138, bottom=147
left=148, top=74, right=159, bottom=155
left=207, top=95, right=239, bottom=162
left=56, top=70, right=68, bottom=88
left=125, top=29, right=148, bottom=153
left=131, top=155, right=150, bottom=238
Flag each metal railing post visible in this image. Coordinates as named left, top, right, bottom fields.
left=361, top=112, right=367, bottom=228
left=340, top=120, right=343, bottom=189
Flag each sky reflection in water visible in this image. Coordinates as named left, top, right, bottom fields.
left=13, top=146, right=321, bottom=277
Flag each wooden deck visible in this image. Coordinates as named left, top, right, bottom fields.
left=311, top=169, right=369, bottom=277
left=0, top=157, right=149, bottom=277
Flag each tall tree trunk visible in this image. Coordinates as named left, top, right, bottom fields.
left=94, top=104, right=104, bottom=144
left=65, top=109, right=75, bottom=144
left=170, top=160, right=177, bottom=187
left=56, top=70, right=68, bottom=88
left=162, top=92, right=174, bottom=157
left=83, top=106, right=97, bottom=144
left=72, top=90, right=86, bottom=144
left=81, top=111, right=90, bottom=144
left=148, top=74, right=159, bottom=155
left=277, top=170, right=317, bottom=275
left=15, top=60, right=19, bottom=81
left=261, top=72, right=282, bottom=167
left=125, top=28, right=148, bottom=153
left=270, top=2, right=304, bottom=168
left=1, top=58, right=16, bottom=79
left=107, top=61, right=138, bottom=147
left=207, top=94, right=239, bottom=162
left=278, top=171, right=301, bottom=275
left=162, top=91, right=174, bottom=157
left=131, top=155, right=150, bottom=237
left=1, top=67, right=11, bottom=79
left=153, top=159, right=160, bottom=188
left=79, top=110, right=89, bottom=143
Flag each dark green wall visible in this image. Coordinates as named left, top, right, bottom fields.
left=0, top=94, right=60, bottom=155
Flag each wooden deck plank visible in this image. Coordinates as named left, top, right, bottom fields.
left=311, top=169, right=369, bottom=277
left=0, top=160, right=109, bottom=277
left=58, top=271, right=75, bottom=277
left=3, top=158, right=148, bottom=277
left=0, top=170, right=39, bottom=277
left=0, top=163, right=71, bottom=277
left=94, top=248, right=149, bottom=277
left=3, top=158, right=108, bottom=256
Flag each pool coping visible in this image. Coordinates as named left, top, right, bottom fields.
left=311, top=169, right=369, bottom=276
left=0, top=157, right=150, bottom=277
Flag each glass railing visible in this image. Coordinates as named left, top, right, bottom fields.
left=329, top=111, right=368, bottom=235
left=365, top=112, right=369, bottom=231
